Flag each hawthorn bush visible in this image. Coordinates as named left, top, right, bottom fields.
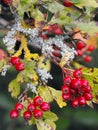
left=0, top=0, right=98, bottom=130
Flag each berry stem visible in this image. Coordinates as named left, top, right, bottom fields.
left=62, top=67, right=74, bottom=77
left=18, top=89, right=31, bottom=104
left=52, top=56, right=74, bottom=80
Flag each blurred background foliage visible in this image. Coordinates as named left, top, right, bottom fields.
left=0, top=4, right=98, bottom=130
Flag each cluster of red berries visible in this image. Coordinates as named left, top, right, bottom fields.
left=47, top=24, right=63, bottom=35
left=10, top=56, right=25, bottom=71
left=39, top=24, right=63, bottom=39
left=10, top=96, right=50, bottom=120
left=62, top=69, right=93, bottom=107
left=76, top=40, right=95, bottom=62
left=3, top=0, right=13, bottom=5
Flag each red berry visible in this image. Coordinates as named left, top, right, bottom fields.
left=84, top=86, right=92, bottom=93
left=76, top=41, right=86, bottom=50
left=23, top=111, right=32, bottom=120
left=63, top=0, right=73, bottom=7
left=78, top=96, right=86, bottom=106
left=71, top=98, right=79, bottom=107
left=28, top=104, right=36, bottom=112
left=77, top=87, right=85, bottom=96
left=33, top=96, right=43, bottom=106
left=40, top=102, right=50, bottom=112
left=3, top=0, right=13, bottom=5
left=73, top=69, right=82, bottom=79
left=77, top=50, right=83, bottom=56
left=10, top=57, right=20, bottom=65
left=62, top=93, right=71, bottom=101
left=64, top=76, right=72, bottom=86
left=15, top=103, right=24, bottom=111
left=71, top=79, right=81, bottom=90
left=84, top=93, right=92, bottom=101
left=70, top=89, right=77, bottom=95
left=81, top=79, right=88, bottom=88
left=10, top=109, right=18, bottom=119
left=54, top=28, right=63, bottom=35
left=15, top=62, right=25, bottom=71
left=52, top=50, right=61, bottom=57
left=87, top=45, right=95, bottom=52
left=48, top=24, right=57, bottom=32
left=33, top=109, right=43, bottom=119
left=84, top=56, right=92, bottom=62
left=62, top=85, right=70, bottom=94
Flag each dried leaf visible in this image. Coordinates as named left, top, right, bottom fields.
left=36, top=119, right=56, bottom=130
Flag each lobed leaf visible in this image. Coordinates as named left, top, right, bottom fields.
left=70, top=0, right=98, bottom=7
left=8, top=79, right=20, bottom=98
left=44, top=1, right=64, bottom=13
left=38, top=86, right=53, bottom=102
left=36, top=119, right=56, bottom=130
left=82, top=68, right=98, bottom=104
left=43, top=111, right=58, bottom=122
left=48, top=87, right=67, bottom=108
left=74, top=22, right=98, bottom=34
left=0, top=59, right=5, bottom=71
left=29, top=117, right=36, bottom=125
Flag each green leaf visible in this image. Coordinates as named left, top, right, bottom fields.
left=51, top=15, right=72, bottom=25
left=8, top=79, right=20, bottom=98
left=48, top=87, right=67, bottom=108
left=70, top=0, right=98, bottom=7
left=31, top=9, right=44, bottom=21
left=92, top=84, right=98, bottom=104
left=0, top=59, right=4, bottom=71
left=44, top=1, right=64, bottom=13
left=82, top=68, right=98, bottom=104
left=20, top=107, right=27, bottom=117
left=28, top=117, right=36, bottom=125
left=43, top=111, right=58, bottom=121
left=16, top=61, right=38, bottom=84
left=82, top=68, right=98, bottom=86
left=17, top=0, right=36, bottom=16
left=25, top=60, right=35, bottom=70
left=16, top=71, right=25, bottom=83
left=18, top=0, right=53, bottom=17
left=74, top=21, right=98, bottom=34
left=38, top=86, right=53, bottom=102
left=36, top=119, right=56, bottom=130
left=0, top=59, right=7, bottom=71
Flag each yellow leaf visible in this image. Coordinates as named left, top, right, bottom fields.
left=43, top=111, right=58, bottom=122
left=38, top=86, right=53, bottom=102
left=36, top=119, right=56, bottom=130
left=8, top=79, right=20, bottom=98
left=86, top=101, right=94, bottom=109
left=21, top=20, right=31, bottom=28
left=92, top=84, right=98, bottom=104
left=38, top=55, right=51, bottom=72
left=48, top=87, right=67, bottom=108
